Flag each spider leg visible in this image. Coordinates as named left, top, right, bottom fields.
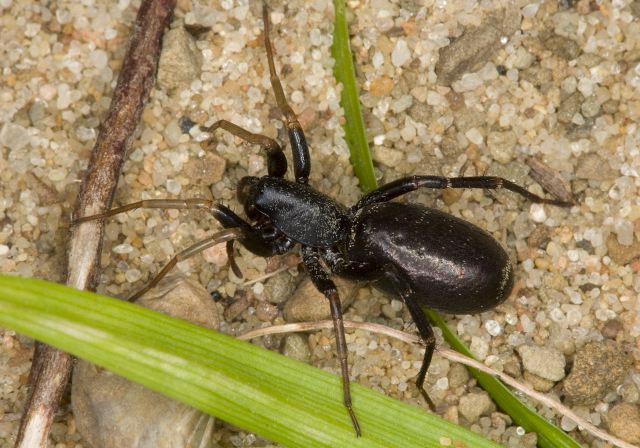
left=204, top=119, right=287, bottom=178
left=128, top=228, right=240, bottom=301
left=353, top=175, right=575, bottom=211
left=262, top=3, right=310, bottom=184
left=301, top=246, right=361, bottom=437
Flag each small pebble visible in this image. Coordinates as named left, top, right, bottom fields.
left=263, top=271, right=298, bottom=304
left=458, top=392, right=494, bottom=423
left=281, top=334, right=311, bottom=363
left=391, top=39, right=411, bottom=67
left=563, top=341, right=631, bottom=405
left=517, top=345, right=566, bottom=382
left=607, top=403, right=640, bottom=444
left=255, top=301, right=277, bottom=322
left=284, top=276, right=357, bottom=322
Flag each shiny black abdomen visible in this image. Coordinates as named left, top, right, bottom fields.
left=343, top=202, right=513, bottom=314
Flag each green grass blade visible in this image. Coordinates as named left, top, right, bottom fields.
left=331, top=0, right=377, bottom=192
left=425, top=310, right=581, bottom=448
left=0, top=275, right=500, bottom=448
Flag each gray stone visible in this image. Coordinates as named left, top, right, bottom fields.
left=607, top=403, right=640, bottom=444
left=448, top=363, right=470, bottom=389
left=453, top=107, right=485, bottom=133
left=621, top=383, right=640, bottom=404
left=281, top=334, right=312, bottom=363
left=581, top=96, right=601, bottom=118
left=263, top=271, right=298, bottom=304
left=158, top=26, right=202, bottom=92
left=435, top=8, right=518, bottom=85
left=575, top=153, right=617, bottom=181
left=557, top=91, right=583, bottom=124
left=72, top=275, right=217, bottom=448
left=543, top=34, right=581, bottom=60
left=458, top=392, right=494, bottom=423
left=523, top=371, right=555, bottom=393
left=563, top=341, right=631, bottom=405
left=0, top=122, right=29, bottom=152
left=283, top=276, right=358, bottom=322
left=606, top=233, right=640, bottom=266
left=517, top=345, right=566, bottom=382
left=520, top=66, right=553, bottom=88
left=487, top=130, right=517, bottom=164
left=28, top=100, right=47, bottom=125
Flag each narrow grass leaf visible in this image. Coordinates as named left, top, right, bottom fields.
left=0, top=275, right=500, bottom=448
left=331, top=0, right=377, bottom=192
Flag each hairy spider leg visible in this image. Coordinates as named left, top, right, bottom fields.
left=301, top=246, right=362, bottom=437
left=73, top=201, right=290, bottom=294
left=262, top=3, right=311, bottom=184
left=353, top=175, right=575, bottom=211
left=72, top=198, right=219, bottom=224
left=203, top=119, right=287, bottom=178
left=128, top=228, right=240, bottom=301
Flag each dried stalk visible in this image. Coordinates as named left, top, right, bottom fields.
left=15, top=1, right=176, bottom=446
left=239, top=320, right=637, bottom=448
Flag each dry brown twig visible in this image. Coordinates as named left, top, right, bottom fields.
left=239, top=320, right=638, bottom=448
left=15, top=1, right=176, bottom=446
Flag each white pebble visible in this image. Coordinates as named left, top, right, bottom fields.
left=372, top=51, right=384, bottom=69
left=595, top=308, right=616, bottom=321
left=485, top=320, right=502, bottom=336
left=391, top=39, right=411, bottom=67
left=0, top=123, right=28, bottom=151
left=522, top=3, right=539, bottom=17
left=435, top=377, right=449, bottom=390
left=426, top=90, right=445, bottom=106
left=166, top=179, right=181, bottom=195
left=248, top=154, right=264, bottom=176
left=614, top=219, right=634, bottom=245
left=455, top=73, right=483, bottom=92
left=470, top=336, right=489, bottom=360
left=0, top=245, right=9, bottom=256
left=465, top=128, right=484, bottom=145
left=566, top=249, right=580, bottom=261
left=566, top=307, right=582, bottom=326
left=291, top=90, right=304, bottom=104
left=113, top=243, right=134, bottom=254
left=252, top=282, right=264, bottom=295
left=549, top=308, right=565, bottom=323
left=520, top=314, right=535, bottom=333
left=39, top=83, right=57, bottom=101
left=90, top=49, right=108, bottom=69
left=25, top=22, right=40, bottom=37
left=400, top=123, right=416, bottom=141
left=529, top=203, right=547, bottom=223
left=577, top=77, right=593, bottom=96
left=56, top=83, right=72, bottom=110
left=125, top=269, right=142, bottom=283
left=560, top=415, right=578, bottom=431
left=48, top=168, right=67, bottom=182
left=104, top=27, right=118, bottom=39
left=202, top=243, right=227, bottom=267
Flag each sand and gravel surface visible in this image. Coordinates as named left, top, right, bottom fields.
left=1, top=0, right=640, bottom=446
